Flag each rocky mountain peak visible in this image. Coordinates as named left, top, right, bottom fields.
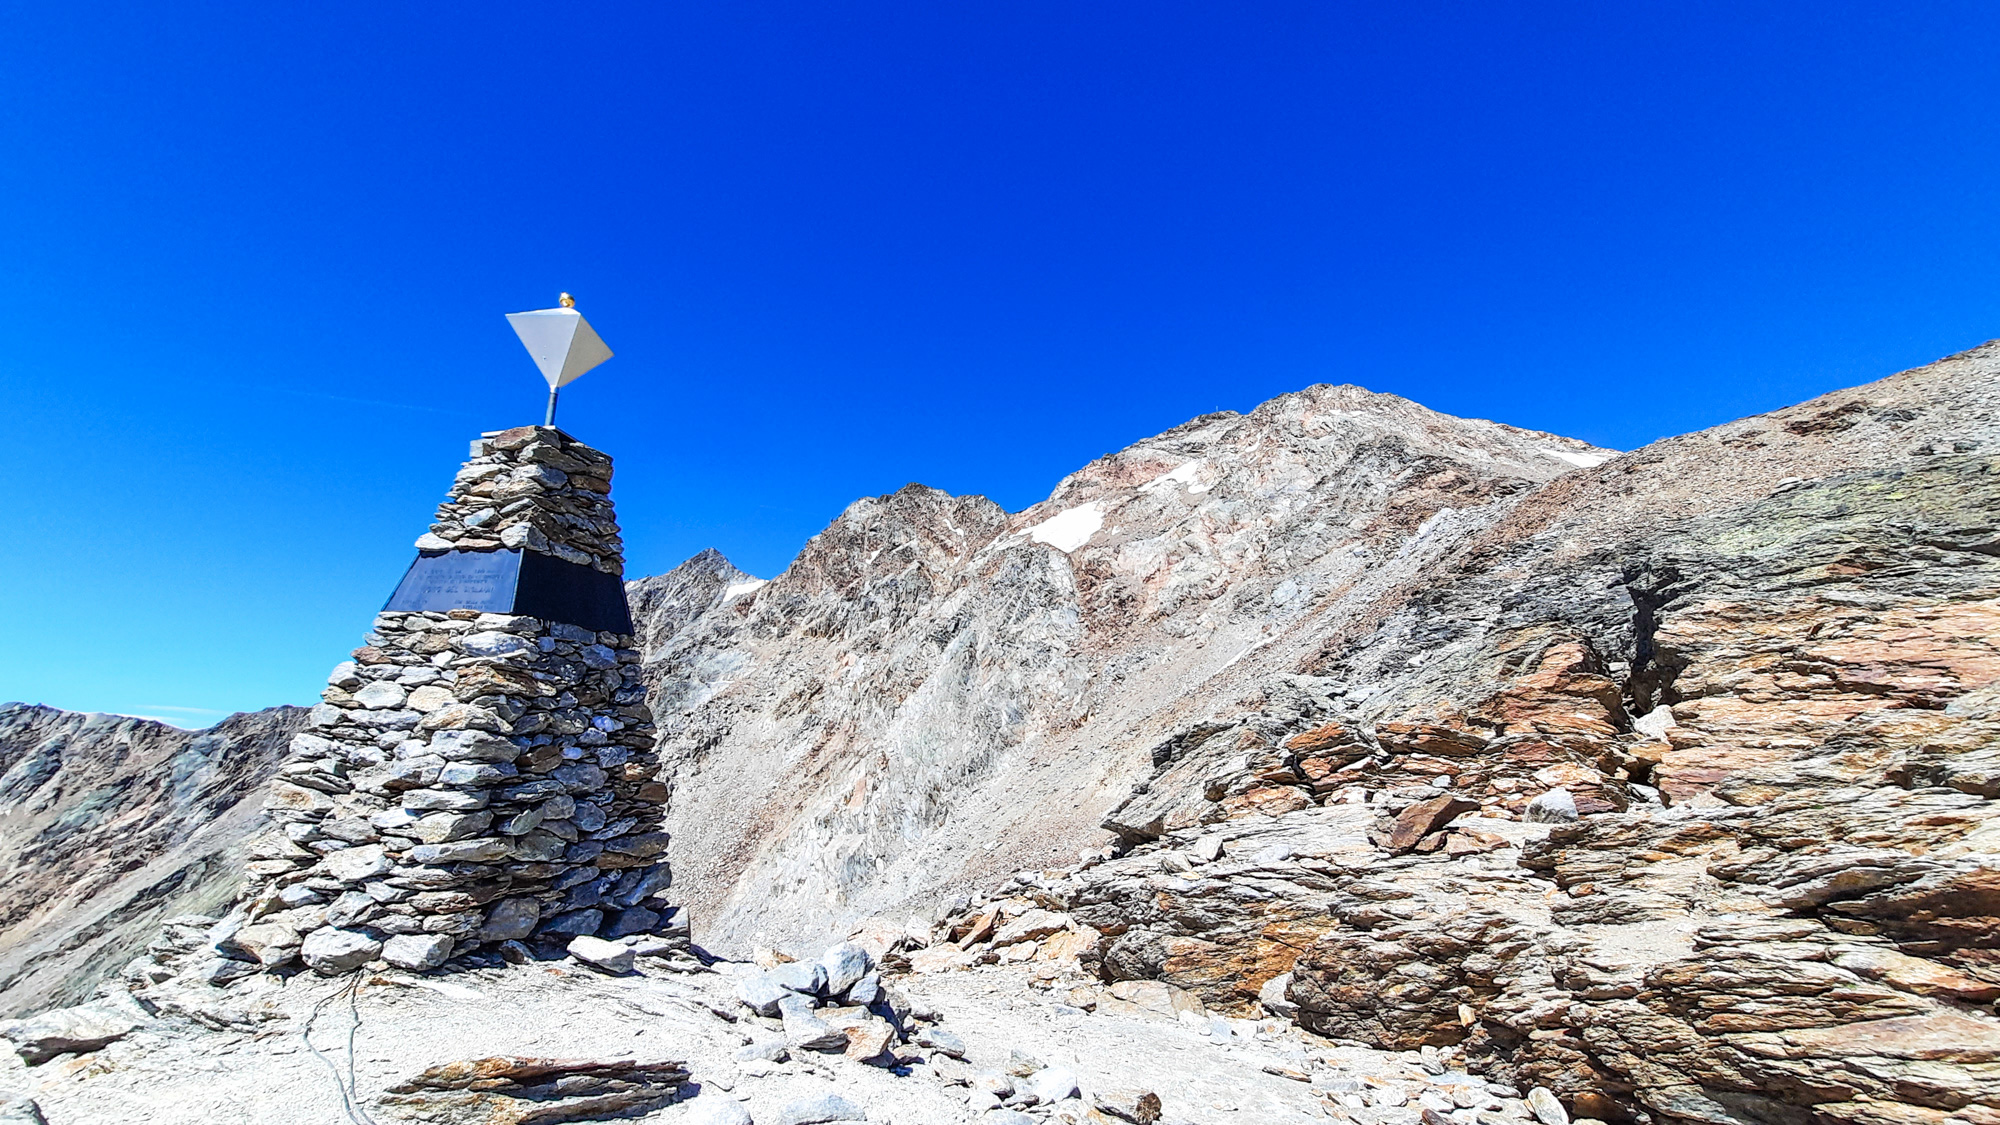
left=785, top=484, right=1010, bottom=603
left=623, top=381, right=1634, bottom=964
left=1036, top=381, right=1613, bottom=510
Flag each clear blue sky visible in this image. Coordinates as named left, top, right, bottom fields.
left=3, top=2, right=1997, bottom=725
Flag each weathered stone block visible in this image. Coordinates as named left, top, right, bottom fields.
left=407, top=811, right=492, bottom=844
left=541, top=909, right=603, bottom=936
left=426, top=729, right=516, bottom=762
left=436, top=760, right=516, bottom=785
left=322, top=844, right=393, bottom=883
left=301, top=928, right=381, bottom=975
left=421, top=911, right=483, bottom=937
left=509, top=831, right=566, bottom=862
left=567, top=935, right=633, bottom=974
left=477, top=897, right=541, bottom=941
left=402, top=788, right=490, bottom=812
left=419, top=704, right=503, bottom=733
left=406, top=838, right=509, bottom=864
left=604, top=906, right=660, bottom=938
left=820, top=942, right=873, bottom=996
left=382, top=934, right=453, bottom=971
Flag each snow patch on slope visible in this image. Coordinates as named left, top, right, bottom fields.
left=1540, top=447, right=1614, bottom=468
left=1028, top=502, right=1107, bottom=553
left=1140, top=460, right=1212, bottom=495
left=722, top=579, right=768, bottom=600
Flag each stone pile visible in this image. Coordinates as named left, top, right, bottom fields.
left=724, top=939, right=1155, bottom=1122
left=416, top=426, right=624, bottom=573
left=227, top=426, right=677, bottom=975
left=734, top=942, right=900, bottom=1061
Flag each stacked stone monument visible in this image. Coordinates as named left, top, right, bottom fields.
left=232, top=425, right=675, bottom=975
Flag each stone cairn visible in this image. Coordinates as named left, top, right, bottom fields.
left=230, top=425, right=677, bottom=975
left=413, top=424, right=627, bottom=570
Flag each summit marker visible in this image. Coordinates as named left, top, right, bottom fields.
left=506, top=292, right=614, bottom=427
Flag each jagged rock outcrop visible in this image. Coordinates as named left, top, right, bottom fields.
left=377, top=1056, right=693, bottom=1123
left=0, top=703, right=305, bottom=1017
left=889, top=347, right=2000, bottom=1125
left=628, top=344, right=1999, bottom=1125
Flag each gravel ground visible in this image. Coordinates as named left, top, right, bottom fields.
left=0, top=949, right=1449, bottom=1125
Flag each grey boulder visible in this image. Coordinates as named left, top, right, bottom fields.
left=736, top=973, right=791, bottom=1017
left=604, top=905, right=661, bottom=938
left=1027, top=1066, right=1080, bottom=1104
left=0, top=1003, right=142, bottom=1065
left=778, top=994, right=846, bottom=1051
left=1524, top=788, right=1579, bottom=824
left=300, top=927, right=382, bottom=975
left=567, top=935, right=635, bottom=974
left=1258, top=971, right=1298, bottom=1019
left=844, top=970, right=881, bottom=1006
left=916, top=1025, right=967, bottom=1058
left=382, top=933, right=454, bottom=971
left=321, top=844, right=394, bottom=882
left=819, top=941, right=872, bottom=996
left=770, top=1093, right=867, bottom=1125
left=477, top=896, right=540, bottom=942
left=217, top=921, right=301, bottom=967
left=766, top=959, right=826, bottom=997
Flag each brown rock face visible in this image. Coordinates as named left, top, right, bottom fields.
left=1386, top=794, right=1480, bottom=851
left=1291, top=906, right=1535, bottom=1050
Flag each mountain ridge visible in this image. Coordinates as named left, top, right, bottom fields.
left=0, top=702, right=306, bottom=1017
left=4, top=352, right=1996, bottom=1125
left=629, top=379, right=1629, bottom=955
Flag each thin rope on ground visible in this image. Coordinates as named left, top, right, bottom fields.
left=301, top=973, right=381, bottom=1125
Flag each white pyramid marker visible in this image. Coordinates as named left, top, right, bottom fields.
left=506, top=293, right=613, bottom=426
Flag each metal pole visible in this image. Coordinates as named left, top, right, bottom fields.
left=544, top=386, right=559, bottom=428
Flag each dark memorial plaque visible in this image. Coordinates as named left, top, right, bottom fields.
left=384, top=549, right=633, bottom=634
left=385, top=549, right=522, bottom=614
